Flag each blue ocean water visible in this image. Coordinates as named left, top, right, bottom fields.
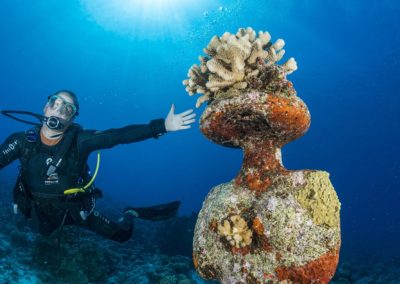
left=0, top=0, right=399, bottom=283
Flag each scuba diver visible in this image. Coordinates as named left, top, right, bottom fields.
left=0, top=90, right=196, bottom=243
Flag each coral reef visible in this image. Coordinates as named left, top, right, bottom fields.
left=184, top=27, right=342, bottom=283
left=155, top=213, right=198, bottom=257
left=331, top=255, right=400, bottom=283
left=0, top=195, right=203, bottom=284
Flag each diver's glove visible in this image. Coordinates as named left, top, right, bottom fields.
left=164, top=104, right=196, bottom=132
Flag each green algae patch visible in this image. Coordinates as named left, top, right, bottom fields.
left=294, top=171, right=341, bottom=228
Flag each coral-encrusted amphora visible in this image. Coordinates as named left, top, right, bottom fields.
left=184, top=28, right=341, bottom=283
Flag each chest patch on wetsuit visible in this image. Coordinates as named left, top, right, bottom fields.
left=45, top=157, right=59, bottom=185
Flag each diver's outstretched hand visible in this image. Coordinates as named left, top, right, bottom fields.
left=165, top=104, right=196, bottom=132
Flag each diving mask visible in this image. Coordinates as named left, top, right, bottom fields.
left=47, top=95, right=78, bottom=118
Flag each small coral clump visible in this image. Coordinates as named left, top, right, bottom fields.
left=217, top=215, right=253, bottom=248
left=183, top=27, right=297, bottom=107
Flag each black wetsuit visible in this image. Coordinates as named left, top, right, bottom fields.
left=0, top=119, right=166, bottom=242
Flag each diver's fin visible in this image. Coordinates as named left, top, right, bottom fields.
left=125, top=201, right=180, bottom=221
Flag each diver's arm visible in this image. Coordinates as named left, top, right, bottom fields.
left=0, top=132, right=24, bottom=170
left=77, top=119, right=166, bottom=154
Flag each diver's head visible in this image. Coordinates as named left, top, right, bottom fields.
left=43, top=90, right=79, bottom=131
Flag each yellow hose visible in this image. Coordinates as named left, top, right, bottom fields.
left=64, top=152, right=101, bottom=195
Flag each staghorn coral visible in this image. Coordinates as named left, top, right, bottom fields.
left=217, top=215, right=253, bottom=249
left=183, top=27, right=297, bottom=108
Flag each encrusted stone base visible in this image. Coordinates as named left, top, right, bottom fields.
left=193, top=170, right=341, bottom=283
